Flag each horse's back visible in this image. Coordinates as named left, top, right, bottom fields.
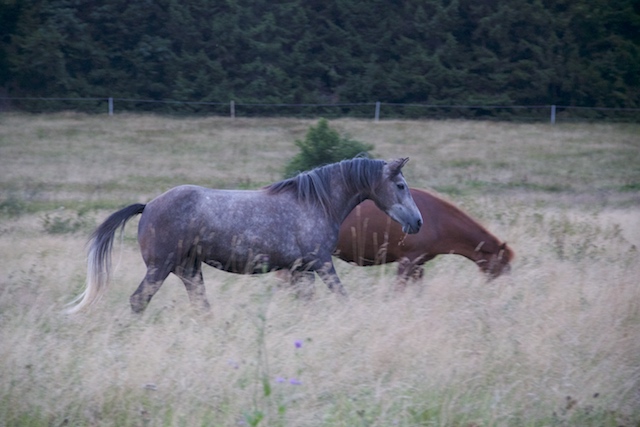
left=141, top=185, right=268, bottom=221
left=138, top=185, right=275, bottom=241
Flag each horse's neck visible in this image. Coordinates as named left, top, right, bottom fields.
left=337, top=193, right=368, bottom=225
left=330, top=179, right=369, bottom=225
left=444, top=208, right=499, bottom=261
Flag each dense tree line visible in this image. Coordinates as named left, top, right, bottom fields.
left=1, top=0, right=638, bottom=115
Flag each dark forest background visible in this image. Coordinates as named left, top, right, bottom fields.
left=0, top=0, right=638, bottom=116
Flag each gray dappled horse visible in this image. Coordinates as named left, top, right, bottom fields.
left=67, top=157, right=422, bottom=314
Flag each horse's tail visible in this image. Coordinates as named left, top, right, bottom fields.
left=66, top=203, right=146, bottom=314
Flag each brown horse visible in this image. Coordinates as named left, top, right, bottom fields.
left=336, top=188, right=514, bottom=283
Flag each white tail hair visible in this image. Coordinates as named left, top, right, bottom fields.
left=65, top=244, right=110, bottom=314
left=65, top=203, right=145, bottom=314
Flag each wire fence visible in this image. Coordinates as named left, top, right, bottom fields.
left=1, top=96, right=639, bottom=123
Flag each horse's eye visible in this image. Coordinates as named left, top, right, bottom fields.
left=397, top=183, right=406, bottom=190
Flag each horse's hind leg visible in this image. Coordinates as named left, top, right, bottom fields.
left=175, top=266, right=211, bottom=312
left=130, top=267, right=171, bottom=313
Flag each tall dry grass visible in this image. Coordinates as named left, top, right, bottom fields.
left=0, top=113, right=639, bottom=426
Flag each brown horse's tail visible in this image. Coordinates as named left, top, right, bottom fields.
left=66, top=204, right=146, bottom=314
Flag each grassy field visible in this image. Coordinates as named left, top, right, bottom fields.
left=0, top=113, right=639, bottom=426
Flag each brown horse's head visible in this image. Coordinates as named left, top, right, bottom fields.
left=476, top=242, right=514, bottom=279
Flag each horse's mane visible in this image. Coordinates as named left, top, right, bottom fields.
left=265, top=158, right=385, bottom=216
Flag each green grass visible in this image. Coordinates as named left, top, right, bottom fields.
left=0, top=114, right=639, bottom=426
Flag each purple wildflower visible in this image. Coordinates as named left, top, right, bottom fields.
left=294, top=340, right=303, bottom=349
left=289, top=378, right=302, bottom=385
left=275, top=376, right=286, bottom=383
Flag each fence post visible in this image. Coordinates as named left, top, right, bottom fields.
left=230, top=100, right=235, bottom=119
left=550, top=104, right=556, bottom=124
left=108, top=97, right=113, bottom=116
left=374, top=101, right=381, bottom=122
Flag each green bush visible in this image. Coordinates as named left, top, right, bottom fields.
left=0, top=193, right=28, bottom=217
left=42, top=209, right=93, bottom=234
left=283, top=119, right=374, bottom=178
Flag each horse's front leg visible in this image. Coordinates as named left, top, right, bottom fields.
left=290, top=270, right=316, bottom=300
left=316, top=261, right=348, bottom=298
left=176, top=268, right=211, bottom=313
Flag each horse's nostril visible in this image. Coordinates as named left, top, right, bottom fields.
left=417, top=219, right=423, bottom=228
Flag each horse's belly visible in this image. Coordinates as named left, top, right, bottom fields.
left=203, top=253, right=272, bottom=274
left=339, top=246, right=402, bottom=266
left=336, top=229, right=404, bottom=265
left=201, top=237, right=300, bottom=274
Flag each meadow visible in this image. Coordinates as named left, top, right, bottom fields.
left=0, top=113, right=639, bottom=426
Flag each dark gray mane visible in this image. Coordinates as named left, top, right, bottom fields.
left=265, top=158, right=385, bottom=216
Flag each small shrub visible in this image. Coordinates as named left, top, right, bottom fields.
left=0, top=193, right=29, bottom=217
left=283, top=119, right=374, bottom=178
left=42, top=209, right=93, bottom=234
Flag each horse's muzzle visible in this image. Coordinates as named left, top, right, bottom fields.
left=388, top=204, right=423, bottom=234
left=402, top=217, right=422, bottom=234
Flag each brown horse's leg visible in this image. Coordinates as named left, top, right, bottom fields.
left=176, top=268, right=210, bottom=312
left=130, top=268, right=170, bottom=313
left=395, top=258, right=412, bottom=291
left=411, top=265, right=425, bottom=281
left=395, top=258, right=426, bottom=291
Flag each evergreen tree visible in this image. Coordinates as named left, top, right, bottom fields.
left=2, top=0, right=639, bottom=113
left=284, top=118, right=374, bottom=178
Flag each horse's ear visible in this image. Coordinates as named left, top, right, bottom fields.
left=387, top=157, right=409, bottom=177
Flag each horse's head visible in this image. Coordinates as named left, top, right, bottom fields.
left=476, top=242, right=514, bottom=279
left=371, top=158, right=423, bottom=234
